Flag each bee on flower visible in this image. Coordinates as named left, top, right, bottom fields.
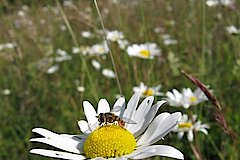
left=30, top=93, right=184, bottom=160
left=172, top=114, right=210, bottom=142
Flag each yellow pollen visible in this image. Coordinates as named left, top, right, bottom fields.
left=139, top=49, right=150, bottom=58
left=83, top=124, right=136, bottom=158
left=143, top=89, right=154, bottom=96
left=178, top=122, right=193, bottom=128
left=189, top=96, right=197, bottom=103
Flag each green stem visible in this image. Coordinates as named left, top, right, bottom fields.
left=93, top=0, right=123, bottom=96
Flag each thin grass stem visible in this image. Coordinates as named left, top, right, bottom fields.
left=93, top=0, right=123, bottom=96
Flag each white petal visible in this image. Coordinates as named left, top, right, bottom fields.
left=113, top=97, right=125, bottom=116
left=166, top=91, right=175, bottom=100
left=133, top=100, right=166, bottom=137
left=83, top=101, right=98, bottom=130
left=137, top=112, right=170, bottom=146
left=31, top=128, right=85, bottom=154
left=137, top=112, right=182, bottom=146
left=126, top=145, right=184, bottom=159
left=30, top=137, right=83, bottom=154
left=198, top=128, right=208, bottom=135
left=173, top=89, right=182, bottom=100
left=32, top=128, right=58, bottom=138
left=126, top=97, right=153, bottom=134
left=97, top=99, right=110, bottom=114
left=123, top=92, right=141, bottom=125
left=78, top=120, right=91, bottom=134
left=187, top=130, right=194, bottom=142
left=177, top=132, right=184, bottom=139
left=30, top=149, right=86, bottom=160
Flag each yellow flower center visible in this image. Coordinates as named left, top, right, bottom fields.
left=189, top=96, right=197, bottom=103
left=143, top=89, right=154, bottom=96
left=83, top=124, right=136, bottom=158
left=178, top=122, right=193, bottom=128
left=139, top=49, right=150, bottom=58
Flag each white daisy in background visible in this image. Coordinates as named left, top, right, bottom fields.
left=30, top=93, right=184, bottom=159
left=126, top=43, right=161, bottom=59
left=165, top=89, right=183, bottom=107
left=2, top=89, right=11, bottom=96
left=102, top=68, right=116, bottom=79
left=181, top=88, right=208, bottom=109
left=133, top=82, right=163, bottom=97
left=165, top=88, right=208, bottom=109
left=77, top=86, right=85, bottom=93
left=0, top=42, right=15, bottom=51
left=91, top=59, right=101, bottom=70
left=72, top=47, right=80, bottom=54
left=89, top=41, right=109, bottom=55
left=206, top=0, right=234, bottom=7
left=162, top=34, right=178, bottom=46
left=55, top=49, right=72, bottom=62
left=173, top=114, right=210, bottom=142
left=117, top=39, right=129, bottom=50
left=106, top=30, right=124, bottom=42
left=226, top=25, right=240, bottom=35
left=79, top=46, right=91, bottom=55
left=81, top=31, right=92, bottom=38
left=46, top=65, right=59, bottom=74
left=17, top=10, right=26, bottom=17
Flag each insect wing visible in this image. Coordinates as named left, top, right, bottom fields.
left=110, top=106, right=122, bottom=113
left=121, top=117, right=137, bottom=124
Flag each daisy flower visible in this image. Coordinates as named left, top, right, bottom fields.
left=165, top=88, right=208, bottom=109
left=126, top=43, right=161, bottom=59
left=55, top=49, right=72, bottom=62
left=81, top=31, right=92, bottom=38
left=89, top=41, right=109, bottom=55
left=72, top=47, right=80, bottom=54
left=162, top=34, right=178, bottom=46
left=102, top=68, right=116, bottom=79
left=77, top=86, right=85, bottom=93
left=91, top=59, right=101, bottom=70
left=2, top=89, right=11, bottom=95
left=46, top=65, right=59, bottom=74
left=181, top=88, right=208, bottom=109
left=206, top=0, right=234, bottom=7
left=133, top=82, right=163, bottom=97
left=173, top=114, right=210, bottom=142
left=226, top=25, right=240, bottom=35
left=30, top=93, right=184, bottom=159
left=117, top=39, right=129, bottom=50
left=106, top=30, right=124, bottom=42
left=165, top=89, right=183, bottom=107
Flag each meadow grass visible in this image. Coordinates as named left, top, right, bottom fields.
left=0, top=0, right=240, bottom=159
